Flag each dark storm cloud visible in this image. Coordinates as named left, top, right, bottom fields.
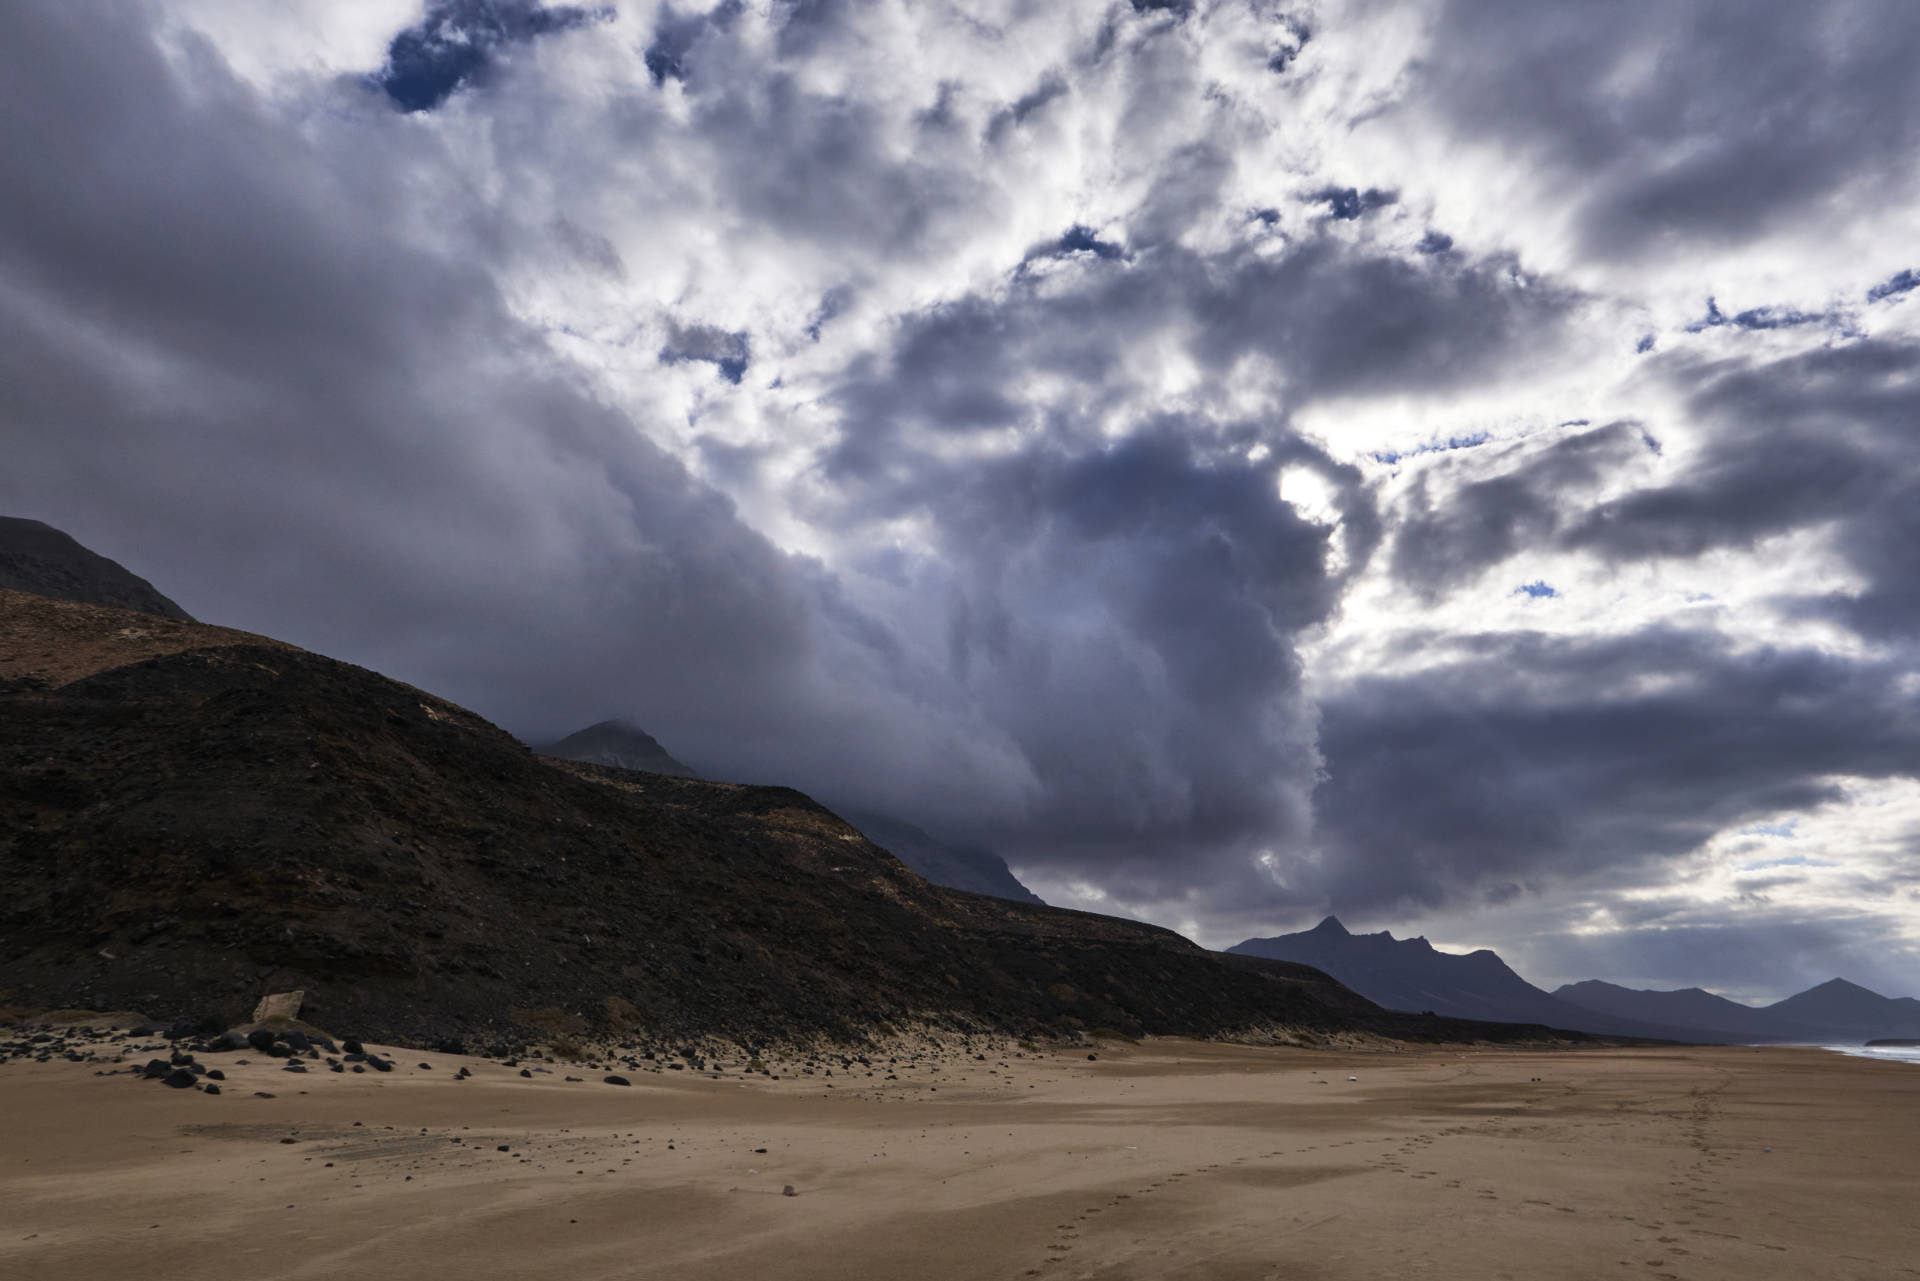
left=1388, top=335, right=1920, bottom=617
left=804, top=216, right=1589, bottom=905
left=831, top=234, right=1579, bottom=479
left=1413, top=0, right=1920, bottom=259
left=1308, top=629, right=1920, bottom=917
left=1867, top=270, right=1918, bottom=303
left=1522, top=909, right=1920, bottom=1006
left=375, top=0, right=602, bottom=113
left=1389, top=420, right=1646, bottom=594
left=1565, top=343, right=1920, bottom=617
left=643, top=1, right=740, bottom=86
left=1309, top=186, right=1396, bottom=222
left=0, top=0, right=893, bottom=774
left=1191, top=242, right=1582, bottom=398
left=842, top=422, right=1350, bottom=903
left=1026, top=225, right=1129, bottom=264
left=660, top=321, right=751, bottom=384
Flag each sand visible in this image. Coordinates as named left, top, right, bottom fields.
left=3, top=1035, right=1916, bottom=1281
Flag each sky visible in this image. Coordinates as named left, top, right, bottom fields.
left=3, top=0, right=1919, bottom=1003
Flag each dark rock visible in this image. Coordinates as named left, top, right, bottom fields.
left=168, top=1015, right=222, bottom=1040
left=246, top=1029, right=278, bottom=1054
left=341, top=1040, right=364, bottom=1055
left=519, top=1069, right=531, bottom=1078
left=603, top=1075, right=630, bottom=1086
left=141, top=1058, right=171, bottom=1079
left=205, top=1069, right=225, bottom=1080
left=202, top=1083, right=221, bottom=1095
left=161, top=1068, right=197, bottom=1088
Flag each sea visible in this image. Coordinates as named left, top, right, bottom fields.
left=1823, top=1043, right=1920, bottom=1066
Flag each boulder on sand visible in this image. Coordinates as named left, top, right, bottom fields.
left=251, top=991, right=305, bottom=1023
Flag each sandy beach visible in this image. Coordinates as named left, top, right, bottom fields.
left=3, top=1033, right=1916, bottom=1281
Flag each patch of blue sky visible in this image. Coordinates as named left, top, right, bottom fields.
left=1515, top=580, right=1557, bottom=599
left=1368, top=431, right=1490, bottom=466
left=1867, top=269, right=1918, bottom=303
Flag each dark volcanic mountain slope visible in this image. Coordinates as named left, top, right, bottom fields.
left=837, top=808, right=1046, bottom=906
left=0, top=591, right=1568, bottom=1049
left=538, top=719, right=1047, bottom=906
left=0, top=517, right=193, bottom=620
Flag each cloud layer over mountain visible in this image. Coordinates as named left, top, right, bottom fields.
left=4, top=0, right=1917, bottom=999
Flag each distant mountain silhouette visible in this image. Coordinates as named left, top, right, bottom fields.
left=0, top=516, right=192, bottom=620
left=1558, top=977, right=1920, bottom=1043
left=1756, top=977, right=1920, bottom=1039
left=537, top=719, right=699, bottom=777
left=1239, top=918, right=1920, bottom=1044
left=1552, top=980, right=1803, bottom=1042
left=835, top=809, right=1045, bottom=906
left=1230, top=917, right=1705, bottom=1040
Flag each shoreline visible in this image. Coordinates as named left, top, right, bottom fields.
left=4, top=1035, right=1916, bottom=1280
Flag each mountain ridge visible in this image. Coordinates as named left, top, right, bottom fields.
left=1234, top=916, right=1920, bottom=1043
left=1230, top=916, right=1703, bottom=1041
left=534, top=719, right=1047, bottom=905
left=0, top=582, right=1598, bottom=1051
left=0, top=516, right=193, bottom=621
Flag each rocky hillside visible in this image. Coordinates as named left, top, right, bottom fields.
left=537, top=719, right=1047, bottom=906
left=0, top=587, right=1601, bottom=1051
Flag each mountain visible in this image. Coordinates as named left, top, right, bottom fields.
left=537, top=719, right=699, bottom=777
left=0, top=516, right=192, bottom=620
left=1552, top=980, right=1804, bottom=1042
left=834, top=809, right=1045, bottom=906
left=0, top=584, right=1594, bottom=1051
left=1758, top=979, right=1920, bottom=1041
left=537, top=719, right=1046, bottom=905
left=1230, top=917, right=1701, bottom=1040
left=1556, top=977, right=1920, bottom=1044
